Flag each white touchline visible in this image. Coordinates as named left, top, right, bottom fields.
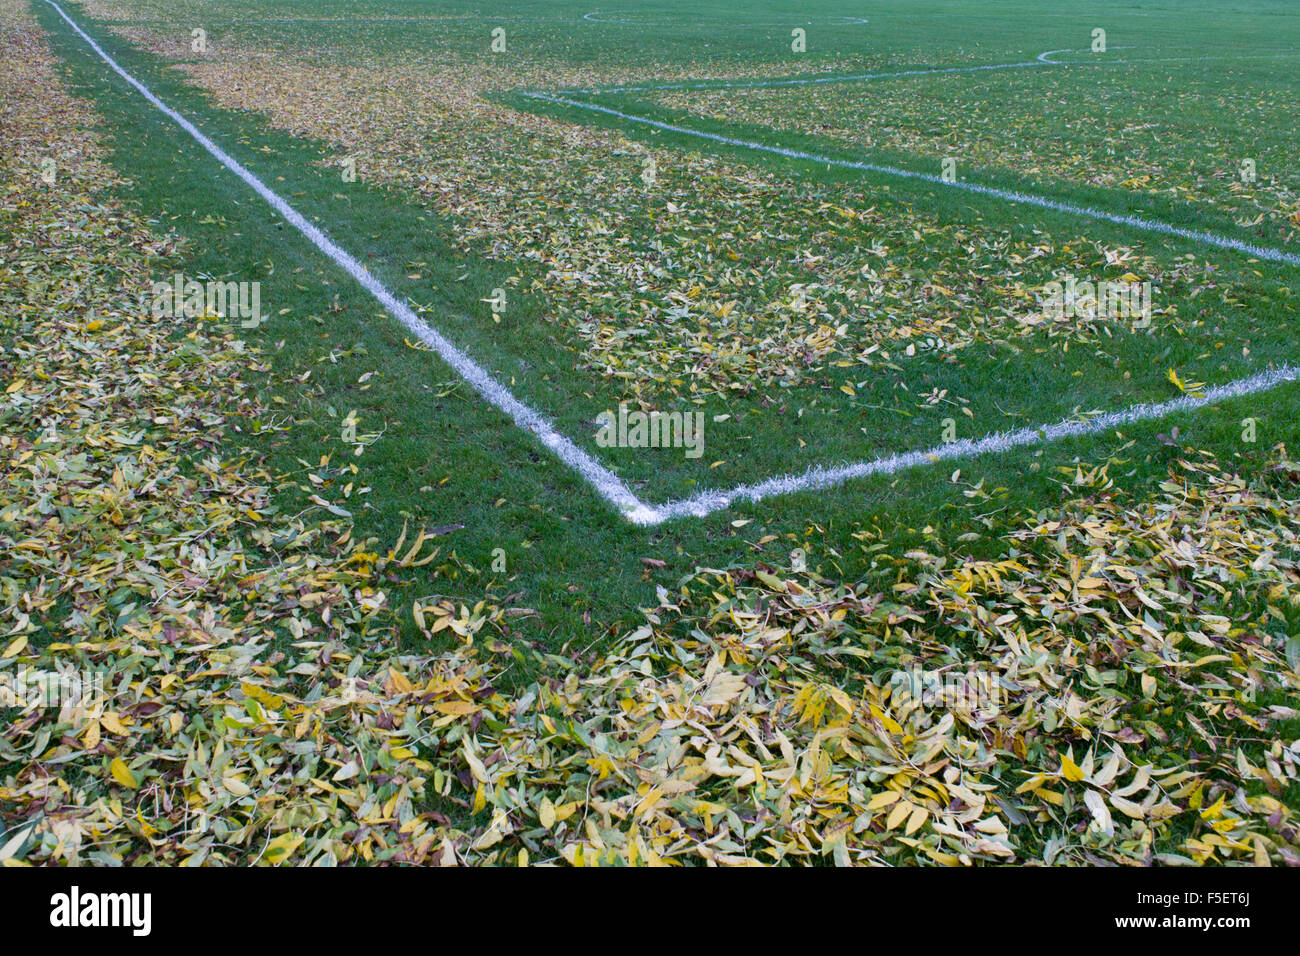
left=525, top=92, right=1300, bottom=268
left=44, top=0, right=660, bottom=526
left=653, top=365, right=1300, bottom=521
left=50, top=0, right=1300, bottom=528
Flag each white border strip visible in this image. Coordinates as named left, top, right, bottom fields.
left=524, top=92, right=1300, bottom=268
left=49, top=1, right=1300, bottom=527
left=653, top=365, right=1300, bottom=521
left=44, top=0, right=660, bottom=525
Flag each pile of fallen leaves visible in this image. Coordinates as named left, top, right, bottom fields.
left=3, top=1, right=1297, bottom=866
left=409, top=452, right=1299, bottom=866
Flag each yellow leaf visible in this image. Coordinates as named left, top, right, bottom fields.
left=634, top=787, right=663, bottom=819
left=100, top=713, right=130, bottom=736
left=905, top=805, right=929, bottom=835
left=538, top=797, right=556, bottom=829
left=240, top=682, right=285, bottom=710
left=868, top=790, right=902, bottom=811
left=263, top=833, right=304, bottom=865
left=110, top=757, right=137, bottom=789
left=1110, top=795, right=1146, bottom=819
left=2, top=636, right=27, bottom=659
left=463, top=740, right=489, bottom=783
left=1060, top=754, right=1085, bottom=782
left=434, top=699, right=481, bottom=716
left=886, top=800, right=913, bottom=830
left=1016, top=773, right=1048, bottom=794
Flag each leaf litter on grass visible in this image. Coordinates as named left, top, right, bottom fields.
left=83, top=23, right=1277, bottom=420
left=3, top=0, right=1298, bottom=866
left=656, top=63, right=1300, bottom=248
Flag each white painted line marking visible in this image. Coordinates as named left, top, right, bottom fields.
left=652, top=365, right=1300, bottom=522
left=581, top=11, right=869, bottom=27
left=552, top=46, right=1295, bottom=96
left=45, top=0, right=661, bottom=525
left=525, top=92, right=1300, bottom=268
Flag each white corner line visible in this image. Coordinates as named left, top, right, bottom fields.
left=651, top=365, right=1300, bottom=522
left=44, top=0, right=662, bottom=526
left=524, top=92, right=1300, bottom=268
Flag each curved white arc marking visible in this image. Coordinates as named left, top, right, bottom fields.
left=582, top=11, right=869, bottom=27
left=561, top=45, right=1176, bottom=96
left=556, top=58, right=1047, bottom=96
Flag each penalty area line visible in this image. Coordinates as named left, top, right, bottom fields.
left=652, top=365, right=1300, bottom=522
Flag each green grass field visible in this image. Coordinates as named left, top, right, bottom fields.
left=28, top=0, right=1300, bottom=634
left=2, top=0, right=1298, bottom=866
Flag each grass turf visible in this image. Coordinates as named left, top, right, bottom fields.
left=29, top=0, right=1300, bottom=661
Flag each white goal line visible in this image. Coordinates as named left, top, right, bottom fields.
left=652, top=366, right=1299, bottom=521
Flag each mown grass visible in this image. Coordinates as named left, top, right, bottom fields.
left=35, top=0, right=1300, bottom=667
left=7, top=0, right=1299, bottom=862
